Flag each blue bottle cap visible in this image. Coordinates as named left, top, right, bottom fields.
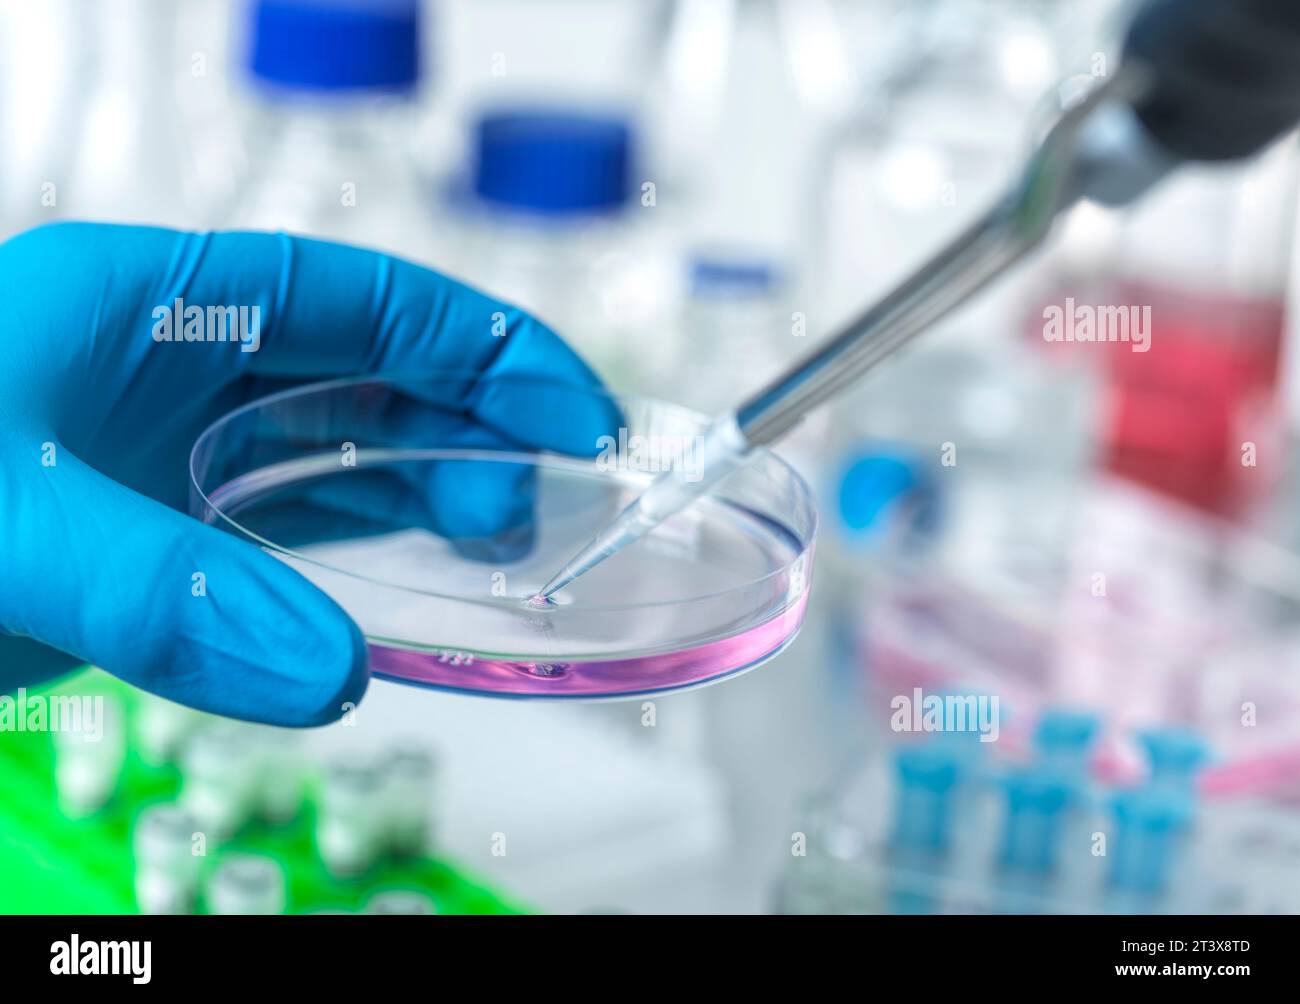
left=249, top=0, right=422, bottom=93
left=472, top=110, right=634, bottom=216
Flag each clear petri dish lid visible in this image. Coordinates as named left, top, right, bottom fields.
left=189, top=371, right=817, bottom=698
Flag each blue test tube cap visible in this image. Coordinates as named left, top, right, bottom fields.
left=472, top=110, right=635, bottom=216
left=891, top=744, right=961, bottom=856
left=1108, top=787, right=1194, bottom=896
left=1034, top=708, right=1100, bottom=781
left=1034, top=709, right=1100, bottom=753
left=999, top=767, right=1073, bottom=875
left=249, top=0, right=422, bottom=93
left=1138, top=726, right=1209, bottom=789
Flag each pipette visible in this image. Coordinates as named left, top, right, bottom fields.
left=536, top=0, right=1300, bottom=601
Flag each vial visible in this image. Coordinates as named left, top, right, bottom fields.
left=207, top=854, right=287, bottom=916
left=180, top=723, right=259, bottom=840
left=364, top=890, right=437, bottom=915
left=1108, top=787, right=1194, bottom=899
left=317, top=758, right=384, bottom=877
left=254, top=727, right=304, bottom=825
left=53, top=695, right=126, bottom=818
left=382, top=743, right=437, bottom=858
left=134, top=803, right=202, bottom=915
left=135, top=694, right=200, bottom=766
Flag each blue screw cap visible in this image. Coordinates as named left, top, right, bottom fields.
left=472, top=110, right=635, bottom=216
left=249, top=0, right=422, bottom=93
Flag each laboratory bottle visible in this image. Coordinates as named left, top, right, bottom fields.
left=647, top=0, right=854, bottom=385
left=442, top=106, right=677, bottom=393
left=227, top=0, right=436, bottom=263
left=61, top=0, right=207, bottom=227
left=0, top=0, right=91, bottom=235
left=1047, top=141, right=1300, bottom=519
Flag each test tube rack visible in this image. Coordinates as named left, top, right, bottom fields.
left=0, top=668, right=527, bottom=915
left=777, top=735, right=1300, bottom=915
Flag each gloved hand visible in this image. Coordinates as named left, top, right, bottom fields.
left=0, top=222, right=608, bottom=726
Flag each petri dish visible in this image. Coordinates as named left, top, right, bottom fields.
left=189, top=372, right=817, bottom=699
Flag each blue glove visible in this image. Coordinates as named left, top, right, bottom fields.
left=0, top=222, right=608, bottom=726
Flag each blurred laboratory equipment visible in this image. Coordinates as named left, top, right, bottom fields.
left=0, top=671, right=520, bottom=914
left=780, top=718, right=1300, bottom=914
left=652, top=0, right=855, bottom=290
left=0, top=0, right=91, bottom=235
left=228, top=0, right=437, bottom=261
left=207, top=854, right=288, bottom=915
left=52, top=697, right=126, bottom=819
left=61, top=0, right=214, bottom=226
left=644, top=0, right=860, bottom=408
left=318, top=758, right=386, bottom=878
left=365, top=890, right=437, bottom=914
left=135, top=804, right=204, bottom=915
left=822, top=0, right=1115, bottom=316
left=1037, top=143, right=1300, bottom=519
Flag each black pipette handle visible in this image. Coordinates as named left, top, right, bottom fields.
left=1124, top=0, right=1300, bottom=162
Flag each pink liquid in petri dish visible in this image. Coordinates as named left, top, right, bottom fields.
left=369, top=590, right=809, bottom=698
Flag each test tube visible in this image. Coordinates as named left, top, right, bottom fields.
left=317, top=758, right=384, bottom=877
left=888, top=744, right=961, bottom=914
left=999, top=768, right=1073, bottom=877
left=364, top=890, right=438, bottom=915
left=382, top=743, right=437, bottom=858
left=255, top=727, right=304, bottom=825
left=134, top=803, right=202, bottom=915
left=135, top=694, right=200, bottom=766
left=207, top=854, right=287, bottom=916
left=1107, top=787, right=1194, bottom=901
left=180, top=723, right=260, bottom=839
left=53, top=695, right=126, bottom=818
left=890, top=745, right=961, bottom=857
